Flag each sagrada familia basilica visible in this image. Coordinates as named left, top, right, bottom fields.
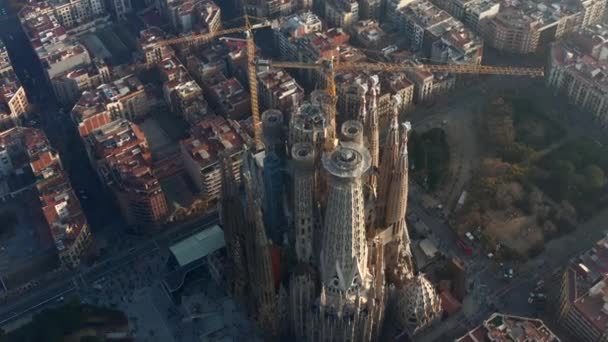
left=219, top=75, right=442, bottom=341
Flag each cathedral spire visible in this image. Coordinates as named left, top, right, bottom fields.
left=242, top=152, right=279, bottom=339
left=376, top=94, right=403, bottom=227
left=366, top=76, right=380, bottom=193
left=320, top=142, right=371, bottom=299
left=385, top=121, right=411, bottom=227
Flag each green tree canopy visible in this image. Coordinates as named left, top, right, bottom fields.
left=584, top=164, right=606, bottom=190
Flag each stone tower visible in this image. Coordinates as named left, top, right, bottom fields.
left=242, top=152, right=279, bottom=339
left=291, top=142, right=316, bottom=263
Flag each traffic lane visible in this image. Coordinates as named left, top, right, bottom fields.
left=408, top=201, right=463, bottom=258
left=0, top=214, right=218, bottom=326
left=0, top=281, right=74, bottom=323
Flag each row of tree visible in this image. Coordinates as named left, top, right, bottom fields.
left=409, top=128, right=450, bottom=191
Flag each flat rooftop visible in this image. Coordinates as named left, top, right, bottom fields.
left=456, top=313, right=560, bottom=341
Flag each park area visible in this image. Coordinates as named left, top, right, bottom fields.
left=450, top=96, right=605, bottom=259
left=409, top=128, right=451, bottom=191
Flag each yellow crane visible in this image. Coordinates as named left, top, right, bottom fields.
left=256, top=58, right=544, bottom=146
left=153, top=17, right=544, bottom=152
left=156, top=15, right=273, bottom=151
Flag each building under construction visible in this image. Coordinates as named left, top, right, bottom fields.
left=219, top=85, right=442, bottom=340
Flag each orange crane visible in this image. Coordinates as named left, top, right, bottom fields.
left=256, top=58, right=544, bottom=146
left=156, top=16, right=273, bottom=151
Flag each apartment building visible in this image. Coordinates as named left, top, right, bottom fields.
left=546, top=29, right=608, bottom=127
left=206, top=77, right=250, bottom=120
left=70, top=90, right=113, bottom=139
left=581, top=0, right=607, bottom=29
left=51, top=59, right=111, bottom=106
left=138, top=27, right=174, bottom=65
left=272, top=11, right=322, bottom=60
left=96, top=74, right=151, bottom=121
left=431, top=26, right=483, bottom=65
left=159, top=55, right=210, bottom=124
left=0, top=74, right=29, bottom=131
left=256, top=67, right=304, bottom=113
left=385, top=0, right=415, bottom=27
left=433, top=0, right=500, bottom=34
left=395, top=0, right=453, bottom=52
left=0, top=127, right=93, bottom=267
left=558, top=235, right=608, bottom=342
left=161, top=0, right=221, bottom=33
left=49, top=0, right=106, bottom=29
left=0, top=40, right=29, bottom=130
left=170, top=81, right=209, bottom=125
left=324, top=0, right=359, bottom=29
left=351, top=20, right=387, bottom=49
left=0, top=40, right=13, bottom=77
left=457, top=313, right=560, bottom=341
left=383, top=50, right=455, bottom=103
left=87, top=119, right=169, bottom=227
left=19, top=4, right=110, bottom=108
left=242, top=0, right=301, bottom=18
left=160, top=55, right=209, bottom=125
left=180, top=115, right=250, bottom=203
left=359, top=0, right=381, bottom=19
left=481, top=8, right=541, bottom=54
left=335, top=70, right=414, bottom=123
left=431, top=0, right=499, bottom=34
left=106, top=0, right=132, bottom=19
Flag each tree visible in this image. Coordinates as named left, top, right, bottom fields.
left=583, top=164, right=606, bottom=190
left=560, top=200, right=577, bottom=221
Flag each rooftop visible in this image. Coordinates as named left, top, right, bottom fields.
left=466, top=0, right=500, bottom=15
left=275, top=11, right=322, bottom=39
left=398, top=0, right=452, bottom=30
left=139, top=26, right=167, bottom=48
left=257, top=67, right=304, bottom=101
left=0, top=127, right=87, bottom=253
left=90, top=119, right=161, bottom=193
left=456, top=313, right=560, bottom=342
left=0, top=72, right=24, bottom=110
left=296, top=28, right=350, bottom=61
left=209, top=78, right=250, bottom=114
left=563, top=234, right=608, bottom=332
left=0, top=39, right=12, bottom=72
left=352, top=20, right=386, bottom=46
left=97, top=74, right=145, bottom=103
left=71, top=90, right=108, bottom=123
left=90, top=119, right=148, bottom=160
left=551, top=29, right=608, bottom=95
left=181, top=115, right=249, bottom=169
left=499, top=0, right=582, bottom=29
left=433, top=26, right=484, bottom=64
left=19, top=6, right=68, bottom=58
left=169, top=224, right=226, bottom=268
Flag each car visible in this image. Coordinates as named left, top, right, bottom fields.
left=457, top=239, right=473, bottom=255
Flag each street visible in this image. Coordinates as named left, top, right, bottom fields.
left=0, top=213, right=219, bottom=326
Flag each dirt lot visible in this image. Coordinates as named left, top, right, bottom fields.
left=483, top=211, right=543, bottom=256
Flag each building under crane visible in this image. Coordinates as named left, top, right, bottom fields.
left=154, top=15, right=546, bottom=341
left=152, top=15, right=543, bottom=154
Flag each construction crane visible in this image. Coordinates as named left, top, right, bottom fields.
left=155, top=15, right=273, bottom=151
left=257, top=58, right=544, bottom=144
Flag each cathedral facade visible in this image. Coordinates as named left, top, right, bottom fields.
left=220, top=77, right=441, bottom=341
